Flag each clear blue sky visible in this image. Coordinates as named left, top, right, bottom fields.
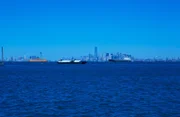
left=0, top=0, right=180, bottom=60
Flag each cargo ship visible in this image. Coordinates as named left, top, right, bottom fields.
left=109, top=57, right=132, bottom=63
left=57, top=59, right=87, bottom=64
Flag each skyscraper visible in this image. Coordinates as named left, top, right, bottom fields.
left=106, top=53, right=110, bottom=61
left=40, top=52, right=42, bottom=59
left=94, top=46, right=98, bottom=61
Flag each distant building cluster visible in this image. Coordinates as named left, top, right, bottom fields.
left=81, top=47, right=134, bottom=62
left=134, top=57, right=180, bottom=62
left=5, top=52, right=45, bottom=62
left=3, top=46, right=180, bottom=63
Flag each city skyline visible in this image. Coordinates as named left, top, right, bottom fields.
left=1, top=46, right=180, bottom=62
left=0, top=0, right=180, bottom=60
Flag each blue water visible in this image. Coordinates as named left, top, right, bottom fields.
left=0, top=63, right=180, bottom=117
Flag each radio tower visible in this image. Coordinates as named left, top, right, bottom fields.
left=1, top=47, right=4, bottom=62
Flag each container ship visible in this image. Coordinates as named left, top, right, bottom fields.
left=57, top=59, right=87, bottom=64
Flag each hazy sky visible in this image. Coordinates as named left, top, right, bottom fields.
left=0, top=0, right=180, bottom=60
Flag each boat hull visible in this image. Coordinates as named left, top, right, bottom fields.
left=108, top=59, right=132, bottom=63
left=29, top=59, right=47, bottom=62
left=57, top=61, right=87, bottom=64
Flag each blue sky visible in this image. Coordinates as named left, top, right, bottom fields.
left=0, top=0, right=180, bottom=60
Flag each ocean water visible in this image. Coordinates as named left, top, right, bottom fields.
left=0, top=62, right=180, bottom=117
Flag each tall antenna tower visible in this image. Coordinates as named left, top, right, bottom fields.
left=1, top=47, right=4, bottom=62
left=0, top=47, right=4, bottom=65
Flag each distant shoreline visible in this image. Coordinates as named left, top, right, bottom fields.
left=3, top=61, right=180, bottom=64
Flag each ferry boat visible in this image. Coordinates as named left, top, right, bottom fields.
left=28, top=56, right=47, bottom=62
left=29, top=59, right=47, bottom=62
left=57, top=59, right=87, bottom=64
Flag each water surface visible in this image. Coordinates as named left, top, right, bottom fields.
left=0, top=62, right=180, bottom=117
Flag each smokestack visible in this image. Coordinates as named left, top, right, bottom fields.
left=1, top=47, right=4, bottom=62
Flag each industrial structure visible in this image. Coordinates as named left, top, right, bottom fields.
left=0, top=47, right=4, bottom=66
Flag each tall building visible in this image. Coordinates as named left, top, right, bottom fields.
left=94, top=46, right=98, bottom=61
left=88, top=54, right=94, bottom=61
left=40, top=52, right=43, bottom=59
left=106, top=53, right=110, bottom=61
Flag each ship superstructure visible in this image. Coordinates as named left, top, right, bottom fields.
left=109, top=57, right=132, bottom=63
left=57, top=59, right=87, bottom=64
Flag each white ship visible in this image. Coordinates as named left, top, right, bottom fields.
left=57, top=59, right=87, bottom=64
left=109, top=57, right=132, bottom=63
